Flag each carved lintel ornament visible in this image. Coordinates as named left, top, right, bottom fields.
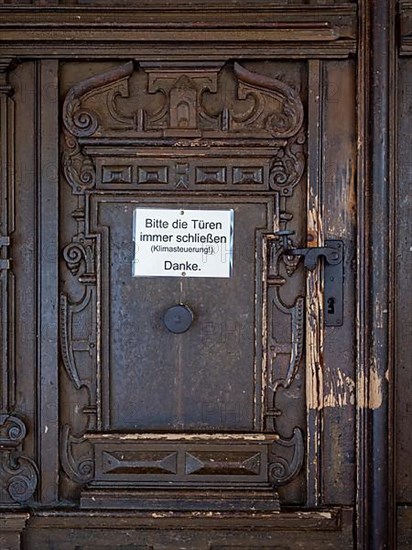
left=233, top=63, right=304, bottom=139
left=61, top=60, right=305, bottom=194
left=62, top=61, right=134, bottom=138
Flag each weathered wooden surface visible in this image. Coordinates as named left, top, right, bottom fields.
left=396, top=46, right=412, bottom=550
left=21, top=509, right=354, bottom=550
left=0, top=1, right=407, bottom=548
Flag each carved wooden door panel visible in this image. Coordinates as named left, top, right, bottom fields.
left=0, top=3, right=365, bottom=546
left=58, top=60, right=305, bottom=509
left=56, top=56, right=354, bottom=515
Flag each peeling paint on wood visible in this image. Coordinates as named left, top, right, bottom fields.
left=357, top=361, right=383, bottom=410
left=87, top=433, right=279, bottom=441
left=323, top=368, right=355, bottom=408
left=368, top=360, right=383, bottom=410
left=306, top=271, right=324, bottom=411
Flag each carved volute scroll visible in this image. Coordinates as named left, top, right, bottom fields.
left=60, top=59, right=306, bottom=508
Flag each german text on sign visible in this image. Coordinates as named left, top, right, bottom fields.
left=132, top=208, right=234, bottom=278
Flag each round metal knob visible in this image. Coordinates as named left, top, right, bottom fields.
left=163, top=304, right=194, bottom=334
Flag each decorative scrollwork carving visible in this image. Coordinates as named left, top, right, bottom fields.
left=269, top=131, right=306, bottom=196
left=3, top=453, right=39, bottom=503
left=62, top=233, right=96, bottom=278
left=60, top=424, right=94, bottom=484
left=62, top=61, right=134, bottom=138
left=0, top=416, right=39, bottom=504
left=62, top=60, right=304, bottom=142
left=62, top=130, right=96, bottom=195
left=268, top=428, right=304, bottom=486
left=0, top=415, right=27, bottom=447
left=271, top=289, right=305, bottom=395
left=233, top=63, right=304, bottom=139
left=59, top=286, right=95, bottom=392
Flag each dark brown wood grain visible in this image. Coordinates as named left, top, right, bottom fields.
left=0, top=1, right=407, bottom=549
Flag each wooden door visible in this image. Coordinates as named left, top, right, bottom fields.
left=0, top=1, right=403, bottom=549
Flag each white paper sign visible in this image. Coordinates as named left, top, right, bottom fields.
left=132, top=208, right=234, bottom=278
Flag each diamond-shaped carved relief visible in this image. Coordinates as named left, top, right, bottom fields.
left=185, top=451, right=261, bottom=476
left=102, top=450, right=178, bottom=475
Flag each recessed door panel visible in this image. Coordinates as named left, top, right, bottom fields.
left=95, top=197, right=270, bottom=431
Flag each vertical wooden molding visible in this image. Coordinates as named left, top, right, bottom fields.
left=306, top=59, right=325, bottom=507
left=0, top=59, right=39, bottom=506
left=356, top=1, right=371, bottom=547
left=369, top=0, right=393, bottom=546
left=0, top=58, right=14, bottom=414
left=36, top=60, right=59, bottom=504
left=359, top=0, right=396, bottom=548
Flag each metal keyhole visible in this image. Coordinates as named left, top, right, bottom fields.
left=327, top=297, right=335, bottom=315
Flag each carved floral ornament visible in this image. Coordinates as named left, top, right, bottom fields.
left=62, top=60, right=305, bottom=196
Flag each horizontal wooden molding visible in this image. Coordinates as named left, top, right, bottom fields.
left=0, top=4, right=357, bottom=59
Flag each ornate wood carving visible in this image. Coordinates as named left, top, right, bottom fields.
left=61, top=61, right=304, bottom=195
left=60, top=60, right=306, bottom=508
left=0, top=415, right=38, bottom=504
left=60, top=425, right=94, bottom=484
left=62, top=61, right=303, bottom=140
left=269, top=428, right=304, bottom=486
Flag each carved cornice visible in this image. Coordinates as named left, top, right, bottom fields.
left=0, top=5, right=357, bottom=58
